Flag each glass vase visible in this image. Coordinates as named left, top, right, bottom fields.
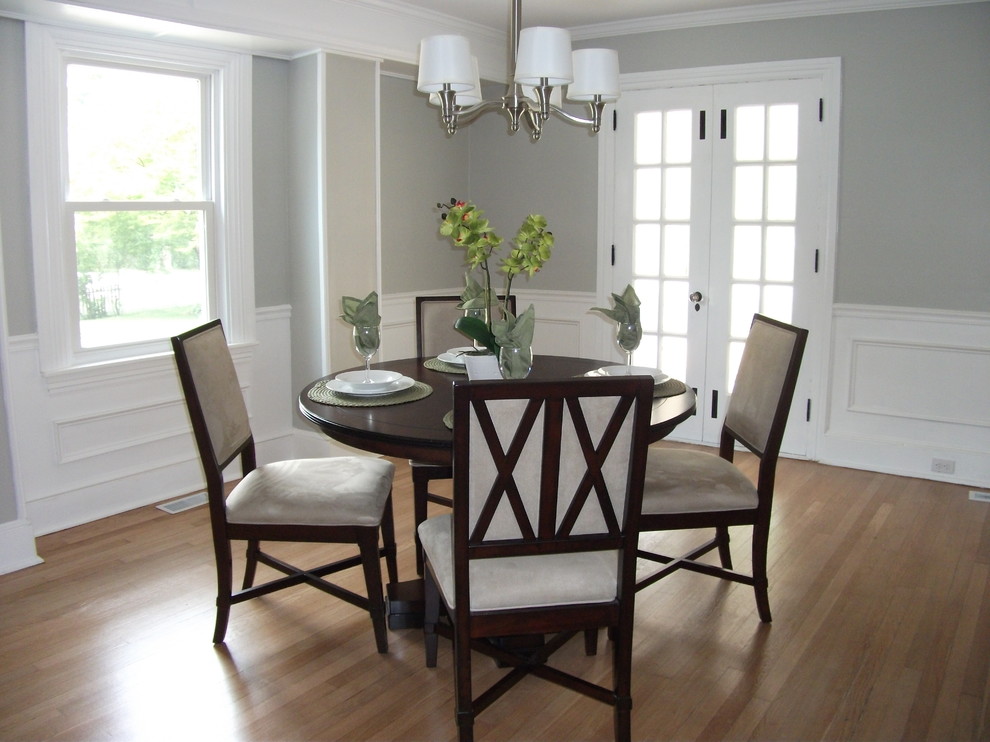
left=498, top=345, right=532, bottom=379
left=463, top=307, right=488, bottom=351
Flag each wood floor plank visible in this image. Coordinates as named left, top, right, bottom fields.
left=1, top=451, right=986, bottom=741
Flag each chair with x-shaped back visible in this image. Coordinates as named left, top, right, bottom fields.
left=419, top=374, right=654, bottom=742
left=411, top=294, right=515, bottom=575
left=635, top=313, right=807, bottom=623
left=172, top=319, right=398, bottom=649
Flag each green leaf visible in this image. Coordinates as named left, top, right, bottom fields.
left=454, top=315, right=498, bottom=355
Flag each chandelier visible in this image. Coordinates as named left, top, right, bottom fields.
left=416, top=0, right=620, bottom=141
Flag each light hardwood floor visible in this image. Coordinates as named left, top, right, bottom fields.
left=2, top=449, right=989, bottom=741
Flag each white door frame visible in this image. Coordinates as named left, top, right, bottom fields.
left=597, top=57, right=841, bottom=461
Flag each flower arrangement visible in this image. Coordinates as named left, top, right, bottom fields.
left=437, top=197, right=553, bottom=353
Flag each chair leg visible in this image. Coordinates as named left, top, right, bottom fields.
left=715, top=526, right=733, bottom=569
left=213, top=540, right=234, bottom=644
left=380, top=493, right=399, bottom=585
left=584, top=628, right=599, bottom=656
left=423, top=569, right=440, bottom=667
left=412, top=468, right=430, bottom=576
left=612, top=614, right=634, bottom=742
left=454, top=621, right=475, bottom=742
left=358, top=531, right=389, bottom=653
left=752, top=521, right=772, bottom=623
left=242, top=539, right=260, bottom=589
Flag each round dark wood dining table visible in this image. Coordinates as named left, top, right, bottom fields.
left=298, top=355, right=697, bottom=463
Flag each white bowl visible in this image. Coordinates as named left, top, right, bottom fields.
left=596, top=365, right=670, bottom=384
left=335, top=369, right=403, bottom=393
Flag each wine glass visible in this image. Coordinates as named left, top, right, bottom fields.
left=615, top=322, right=642, bottom=371
left=352, top=324, right=381, bottom=383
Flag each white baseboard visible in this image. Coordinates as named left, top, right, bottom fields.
left=0, top=519, right=43, bottom=575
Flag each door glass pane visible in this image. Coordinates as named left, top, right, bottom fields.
left=727, top=340, right=745, bottom=392
left=635, top=168, right=662, bottom=220
left=665, top=109, right=693, bottom=164
left=633, top=333, right=657, bottom=369
left=635, top=278, right=660, bottom=333
left=664, top=167, right=691, bottom=220
left=732, top=225, right=762, bottom=280
left=731, top=283, right=760, bottom=337
left=767, top=165, right=797, bottom=220
left=765, top=226, right=795, bottom=281
left=768, top=104, right=799, bottom=161
left=635, top=111, right=663, bottom=165
left=733, top=165, right=764, bottom=220
left=634, top=224, right=661, bottom=276
left=762, top=285, right=793, bottom=322
left=734, top=105, right=765, bottom=162
left=76, top=209, right=207, bottom=348
left=663, top=225, right=690, bottom=277
left=661, top=280, right=688, bottom=335
left=660, top=335, right=686, bottom=382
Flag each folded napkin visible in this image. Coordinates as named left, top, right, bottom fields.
left=592, top=284, right=641, bottom=348
left=457, top=274, right=490, bottom=311
left=492, top=304, right=535, bottom=350
left=340, top=290, right=380, bottom=326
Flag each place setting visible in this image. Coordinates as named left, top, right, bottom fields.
left=423, top=346, right=474, bottom=374
left=308, top=291, right=433, bottom=407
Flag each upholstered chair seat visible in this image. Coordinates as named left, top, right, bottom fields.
left=642, top=449, right=759, bottom=515
left=226, top=456, right=394, bottom=526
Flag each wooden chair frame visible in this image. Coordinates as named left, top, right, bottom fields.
left=172, top=319, right=398, bottom=649
left=422, top=376, right=654, bottom=742
left=635, top=313, right=808, bottom=623
left=411, top=294, right=515, bottom=575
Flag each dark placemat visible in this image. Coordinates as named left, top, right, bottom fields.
left=308, top=379, right=433, bottom=407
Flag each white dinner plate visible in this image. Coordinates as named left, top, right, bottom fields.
left=587, top=365, right=670, bottom=385
left=437, top=346, right=477, bottom=366
left=326, top=375, right=415, bottom=397
left=334, top=369, right=403, bottom=393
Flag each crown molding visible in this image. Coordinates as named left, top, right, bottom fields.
left=569, top=0, right=988, bottom=39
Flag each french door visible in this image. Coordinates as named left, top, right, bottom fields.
left=612, top=74, right=829, bottom=454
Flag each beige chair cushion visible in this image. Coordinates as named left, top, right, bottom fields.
left=419, top=514, right=620, bottom=611
left=641, top=448, right=758, bottom=515
left=226, top=456, right=394, bottom=527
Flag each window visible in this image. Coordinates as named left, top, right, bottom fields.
left=27, top=25, right=254, bottom=371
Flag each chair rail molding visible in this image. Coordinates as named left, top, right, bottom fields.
left=820, top=303, right=990, bottom=487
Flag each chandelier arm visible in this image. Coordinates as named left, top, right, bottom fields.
left=548, top=99, right=609, bottom=133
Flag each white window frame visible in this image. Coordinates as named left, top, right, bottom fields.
left=26, top=24, right=254, bottom=375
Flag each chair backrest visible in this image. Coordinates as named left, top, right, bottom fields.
left=451, top=376, right=654, bottom=603
left=171, top=319, right=253, bottom=479
left=723, top=313, right=808, bottom=462
left=415, top=294, right=516, bottom=358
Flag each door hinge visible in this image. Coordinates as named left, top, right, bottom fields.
left=806, top=398, right=812, bottom=422
left=719, top=109, right=727, bottom=139
left=819, top=98, right=824, bottom=122
left=700, top=110, right=707, bottom=140
left=711, top=389, right=719, bottom=418
left=613, top=110, right=617, bottom=131
left=814, top=248, right=820, bottom=273
left=611, top=244, right=616, bottom=266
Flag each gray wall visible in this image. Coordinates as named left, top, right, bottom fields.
left=380, top=74, right=469, bottom=294
left=0, top=19, right=34, bottom=336
left=252, top=56, right=291, bottom=309
left=588, top=3, right=990, bottom=311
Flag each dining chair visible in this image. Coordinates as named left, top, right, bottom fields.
left=635, top=313, right=808, bottom=623
left=172, top=319, right=399, bottom=650
left=419, top=375, right=654, bottom=742
left=411, top=294, right=515, bottom=575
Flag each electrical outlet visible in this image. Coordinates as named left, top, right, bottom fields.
left=931, top=458, right=956, bottom=474
left=970, top=491, right=990, bottom=503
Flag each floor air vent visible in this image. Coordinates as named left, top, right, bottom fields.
left=157, top=492, right=208, bottom=514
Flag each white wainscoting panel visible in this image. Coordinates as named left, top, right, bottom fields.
left=380, top=288, right=602, bottom=362
left=821, top=305, right=990, bottom=487
left=7, top=307, right=296, bottom=536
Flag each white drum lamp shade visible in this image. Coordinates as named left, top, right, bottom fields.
left=430, top=57, right=482, bottom=106
left=568, top=48, right=620, bottom=101
left=417, top=35, right=475, bottom=93
left=513, top=27, right=573, bottom=86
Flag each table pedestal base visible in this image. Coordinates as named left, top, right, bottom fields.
left=386, top=580, right=424, bottom=630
